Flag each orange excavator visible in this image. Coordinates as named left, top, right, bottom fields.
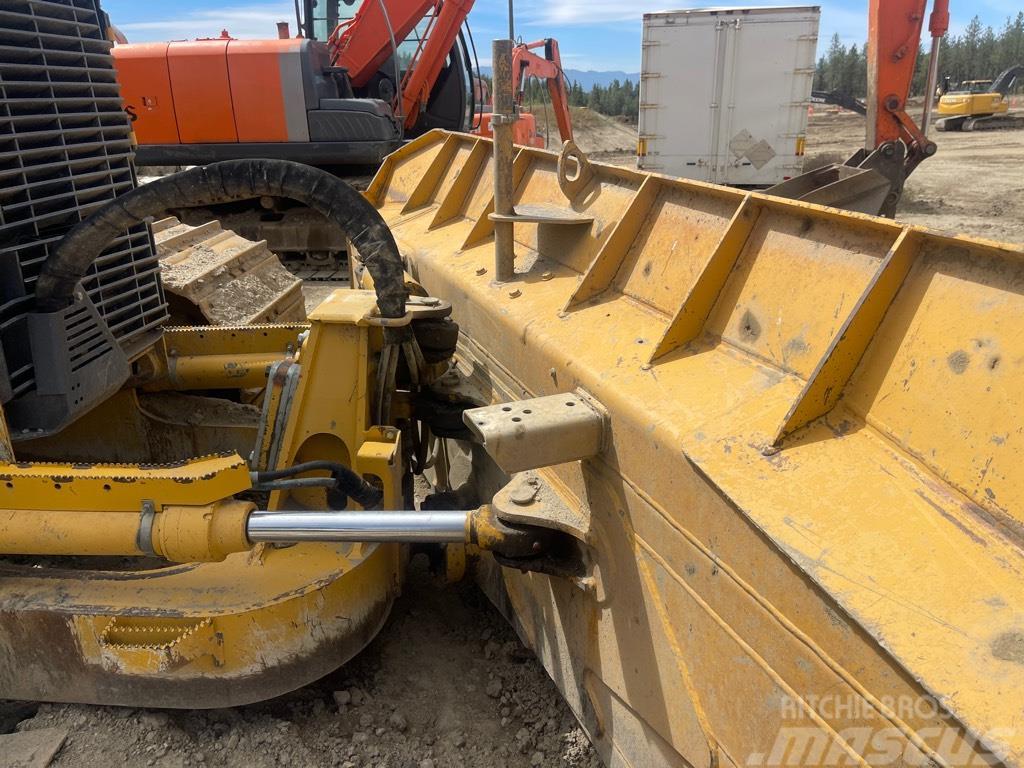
left=769, top=0, right=950, bottom=216
left=112, top=0, right=572, bottom=266
left=476, top=38, right=574, bottom=148
left=114, top=0, right=479, bottom=167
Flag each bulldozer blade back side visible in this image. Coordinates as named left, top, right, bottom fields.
left=365, top=129, right=1024, bottom=768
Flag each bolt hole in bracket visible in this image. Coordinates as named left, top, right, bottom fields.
left=556, top=140, right=596, bottom=199
left=462, top=390, right=607, bottom=563
left=462, top=389, right=607, bottom=475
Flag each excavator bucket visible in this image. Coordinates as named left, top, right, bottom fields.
left=153, top=217, right=306, bottom=325
left=367, top=130, right=1024, bottom=768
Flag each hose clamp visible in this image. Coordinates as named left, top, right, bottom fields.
left=137, top=499, right=157, bottom=556
left=363, top=313, right=413, bottom=327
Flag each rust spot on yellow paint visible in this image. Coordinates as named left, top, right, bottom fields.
left=947, top=350, right=970, bottom=374
left=991, top=632, right=1024, bottom=665
left=739, top=310, right=761, bottom=341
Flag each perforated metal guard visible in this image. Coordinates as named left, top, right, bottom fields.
left=0, top=0, right=167, bottom=401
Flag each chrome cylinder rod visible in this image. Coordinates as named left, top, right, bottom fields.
left=246, top=510, right=470, bottom=544
left=920, top=35, right=942, bottom=137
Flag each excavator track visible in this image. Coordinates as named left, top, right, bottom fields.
left=936, top=111, right=1024, bottom=131
left=153, top=217, right=307, bottom=326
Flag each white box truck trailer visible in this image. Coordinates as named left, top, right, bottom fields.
left=638, top=6, right=820, bottom=185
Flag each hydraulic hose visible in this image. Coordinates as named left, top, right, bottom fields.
left=253, top=460, right=384, bottom=510
left=35, top=159, right=407, bottom=323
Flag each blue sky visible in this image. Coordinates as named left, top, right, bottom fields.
left=102, top=0, right=1019, bottom=72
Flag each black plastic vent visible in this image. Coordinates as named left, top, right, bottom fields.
left=0, top=0, right=167, bottom=403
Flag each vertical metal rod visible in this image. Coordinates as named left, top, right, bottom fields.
left=920, top=36, right=942, bottom=137
left=508, top=0, right=515, bottom=41
left=492, top=38, right=516, bottom=282
left=921, top=0, right=950, bottom=138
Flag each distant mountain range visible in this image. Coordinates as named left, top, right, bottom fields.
left=478, top=67, right=641, bottom=89
left=564, top=69, right=642, bottom=88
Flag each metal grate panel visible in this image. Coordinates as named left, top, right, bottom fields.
left=0, top=0, right=167, bottom=400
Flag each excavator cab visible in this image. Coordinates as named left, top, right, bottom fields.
left=300, top=0, right=353, bottom=40
left=958, top=79, right=996, bottom=93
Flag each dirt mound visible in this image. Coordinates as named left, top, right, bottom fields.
left=533, top=107, right=636, bottom=157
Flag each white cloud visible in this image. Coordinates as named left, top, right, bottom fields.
left=516, top=0, right=672, bottom=26
left=115, top=3, right=295, bottom=42
left=512, top=0, right=871, bottom=59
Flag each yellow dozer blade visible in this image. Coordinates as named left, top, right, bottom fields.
left=366, top=129, right=1024, bottom=768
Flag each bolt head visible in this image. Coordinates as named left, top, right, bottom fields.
left=510, top=482, right=538, bottom=506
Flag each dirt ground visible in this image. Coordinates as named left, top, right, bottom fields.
left=5, top=558, right=599, bottom=768
left=805, top=110, right=1024, bottom=245
left=4, top=106, right=1023, bottom=768
left=564, top=107, right=638, bottom=161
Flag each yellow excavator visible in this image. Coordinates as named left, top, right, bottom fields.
left=3, top=2, right=1024, bottom=768
left=936, top=65, right=1024, bottom=130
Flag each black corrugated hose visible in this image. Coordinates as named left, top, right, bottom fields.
left=35, top=159, right=408, bottom=330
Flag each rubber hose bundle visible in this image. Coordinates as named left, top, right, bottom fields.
left=255, top=461, right=384, bottom=510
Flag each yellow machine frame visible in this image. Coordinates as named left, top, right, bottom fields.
left=0, top=293, right=403, bottom=708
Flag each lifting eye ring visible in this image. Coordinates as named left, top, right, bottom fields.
left=557, top=139, right=596, bottom=200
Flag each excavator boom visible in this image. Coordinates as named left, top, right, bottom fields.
left=770, top=0, right=948, bottom=216
left=329, top=0, right=437, bottom=87
left=512, top=39, right=574, bottom=143
left=866, top=0, right=947, bottom=153
left=398, top=0, right=476, bottom=130
left=991, top=64, right=1024, bottom=96
left=473, top=37, right=574, bottom=148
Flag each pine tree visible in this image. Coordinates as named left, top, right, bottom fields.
left=813, top=15, right=1024, bottom=98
